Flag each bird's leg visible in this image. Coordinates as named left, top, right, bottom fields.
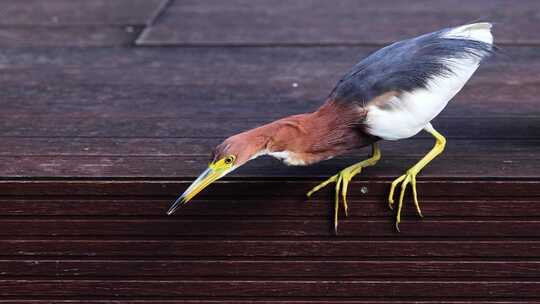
left=307, top=143, right=381, bottom=232
left=388, top=123, right=446, bottom=231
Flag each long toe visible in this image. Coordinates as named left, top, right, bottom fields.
left=410, top=175, right=424, bottom=218
left=307, top=174, right=338, bottom=197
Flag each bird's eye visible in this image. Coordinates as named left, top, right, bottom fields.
left=224, top=155, right=235, bottom=165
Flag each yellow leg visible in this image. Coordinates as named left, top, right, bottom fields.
left=307, top=143, right=381, bottom=233
left=388, top=123, right=446, bottom=231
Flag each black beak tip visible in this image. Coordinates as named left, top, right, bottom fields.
left=166, top=197, right=185, bottom=215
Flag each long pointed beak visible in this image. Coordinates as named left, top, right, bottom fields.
left=167, top=166, right=226, bottom=215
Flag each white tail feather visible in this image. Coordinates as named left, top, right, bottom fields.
left=443, top=22, right=493, bottom=45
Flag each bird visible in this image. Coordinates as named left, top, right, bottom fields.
left=167, top=23, right=494, bottom=232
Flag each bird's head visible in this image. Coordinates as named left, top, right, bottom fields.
left=166, top=108, right=350, bottom=215
left=167, top=131, right=267, bottom=215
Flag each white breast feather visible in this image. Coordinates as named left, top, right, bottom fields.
left=268, top=151, right=306, bottom=166
left=365, top=23, right=493, bottom=141
left=251, top=149, right=306, bottom=166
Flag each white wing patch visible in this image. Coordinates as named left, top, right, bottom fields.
left=365, top=23, right=493, bottom=141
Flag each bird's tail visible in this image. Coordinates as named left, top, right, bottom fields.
left=444, top=22, right=494, bottom=45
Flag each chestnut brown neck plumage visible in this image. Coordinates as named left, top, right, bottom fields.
left=221, top=100, right=376, bottom=166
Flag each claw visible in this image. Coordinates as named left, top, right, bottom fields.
left=334, top=175, right=342, bottom=233
left=386, top=125, right=446, bottom=230
left=388, top=170, right=422, bottom=231
left=388, top=174, right=405, bottom=211
left=341, top=178, right=349, bottom=217
left=306, top=164, right=365, bottom=233
left=306, top=144, right=381, bottom=233
left=411, top=175, right=423, bottom=218
left=306, top=175, right=337, bottom=197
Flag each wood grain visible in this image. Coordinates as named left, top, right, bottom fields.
left=0, top=0, right=166, bottom=47
left=0, top=27, right=142, bottom=47
left=0, top=279, right=538, bottom=297
left=139, top=0, right=540, bottom=45
left=2, top=156, right=539, bottom=178
left=0, top=45, right=533, bottom=69
left=2, top=239, right=539, bottom=258
left=0, top=47, right=535, bottom=86
left=0, top=197, right=536, bottom=217
left=2, top=116, right=539, bottom=139
left=0, top=0, right=166, bottom=25
left=0, top=301, right=537, bottom=304
left=0, top=259, right=538, bottom=278
left=2, top=218, right=540, bottom=237
left=2, top=0, right=539, bottom=301
left=0, top=138, right=539, bottom=159
left=2, top=180, right=539, bottom=197
left=2, top=82, right=539, bottom=119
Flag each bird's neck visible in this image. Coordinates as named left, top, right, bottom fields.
left=246, top=100, right=372, bottom=165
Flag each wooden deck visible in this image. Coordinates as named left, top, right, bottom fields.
left=1, top=0, right=540, bottom=302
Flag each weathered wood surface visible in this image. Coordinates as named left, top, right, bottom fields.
left=139, top=0, right=540, bottom=45
left=1, top=0, right=540, bottom=302
left=0, top=302, right=538, bottom=304
left=2, top=180, right=540, bottom=197
left=4, top=218, right=540, bottom=237
left=0, top=27, right=144, bottom=47
left=3, top=238, right=540, bottom=258
left=0, top=196, right=538, bottom=217
left=0, top=0, right=166, bottom=25
left=0, top=46, right=535, bottom=90
left=0, top=0, right=166, bottom=46
left=0, top=46, right=539, bottom=179
left=3, top=156, right=540, bottom=178
left=0, top=280, right=539, bottom=297
left=2, top=259, right=540, bottom=278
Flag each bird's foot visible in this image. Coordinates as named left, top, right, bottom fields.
left=307, top=155, right=379, bottom=233
left=306, top=144, right=381, bottom=233
left=388, top=168, right=424, bottom=232
left=306, top=164, right=361, bottom=233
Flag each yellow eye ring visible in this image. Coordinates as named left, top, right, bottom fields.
left=224, top=155, right=235, bottom=165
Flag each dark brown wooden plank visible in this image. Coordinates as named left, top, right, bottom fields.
left=0, top=56, right=533, bottom=87
left=0, top=45, right=533, bottom=68
left=0, top=0, right=166, bottom=25
left=0, top=279, right=538, bottom=297
left=0, top=48, right=533, bottom=178
left=0, top=301, right=537, bottom=304
left=0, top=27, right=142, bottom=47
left=1, top=218, right=540, bottom=237
left=0, top=297, right=540, bottom=304
left=0, top=300, right=532, bottom=304
left=139, top=0, right=540, bottom=45
left=2, top=156, right=539, bottom=179
left=0, top=197, right=536, bottom=217
left=1, top=116, right=539, bottom=139
left=1, top=138, right=539, bottom=160
left=2, top=180, right=539, bottom=197
left=0, top=46, right=533, bottom=70
left=2, top=239, right=540, bottom=258
left=0, top=259, right=538, bottom=278
left=1, top=2, right=538, bottom=302
left=3, top=82, right=539, bottom=119
left=0, top=47, right=535, bottom=85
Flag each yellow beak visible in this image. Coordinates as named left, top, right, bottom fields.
left=167, top=165, right=228, bottom=215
